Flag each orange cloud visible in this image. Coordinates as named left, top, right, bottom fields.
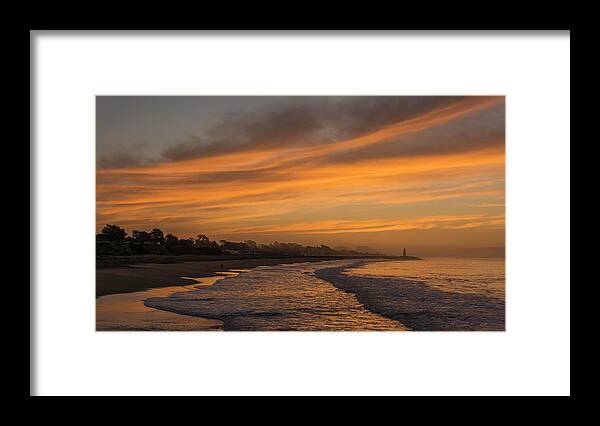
left=97, top=97, right=505, bottom=249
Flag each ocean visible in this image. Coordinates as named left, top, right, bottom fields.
left=145, top=258, right=505, bottom=331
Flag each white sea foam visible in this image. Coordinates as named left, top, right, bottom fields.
left=145, top=258, right=505, bottom=331
left=316, top=258, right=505, bottom=331
left=145, top=260, right=406, bottom=331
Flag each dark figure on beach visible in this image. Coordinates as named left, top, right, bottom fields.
left=403, top=248, right=407, bottom=257
left=220, top=263, right=223, bottom=273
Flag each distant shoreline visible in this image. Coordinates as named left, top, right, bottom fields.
left=96, top=255, right=419, bottom=298
left=96, top=253, right=408, bottom=269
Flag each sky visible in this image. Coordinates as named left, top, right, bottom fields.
left=96, top=96, right=505, bottom=257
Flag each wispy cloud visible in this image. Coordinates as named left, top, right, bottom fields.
left=96, top=96, right=505, bottom=250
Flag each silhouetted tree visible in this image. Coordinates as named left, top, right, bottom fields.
left=164, top=233, right=179, bottom=249
left=131, top=230, right=151, bottom=243
left=244, top=240, right=258, bottom=254
left=179, top=238, right=195, bottom=249
left=219, top=240, right=250, bottom=254
left=100, top=224, right=127, bottom=242
left=97, top=225, right=376, bottom=258
left=150, top=228, right=165, bottom=245
left=194, top=234, right=211, bottom=247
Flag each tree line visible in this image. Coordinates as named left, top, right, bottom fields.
left=96, top=224, right=377, bottom=257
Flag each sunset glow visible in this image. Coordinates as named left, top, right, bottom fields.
left=97, top=96, right=505, bottom=256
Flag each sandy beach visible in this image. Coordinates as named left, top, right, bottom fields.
left=96, top=256, right=371, bottom=297
left=96, top=257, right=365, bottom=331
left=96, top=274, right=241, bottom=331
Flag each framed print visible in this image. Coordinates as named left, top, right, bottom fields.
left=31, top=30, right=570, bottom=396
left=95, top=95, right=505, bottom=332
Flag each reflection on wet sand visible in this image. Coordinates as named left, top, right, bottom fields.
left=96, top=271, right=245, bottom=331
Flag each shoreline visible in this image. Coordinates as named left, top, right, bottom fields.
left=96, top=256, right=423, bottom=331
left=96, top=274, right=235, bottom=331
left=97, top=256, right=403, bottom=298
left=96, top=254, right=404, bottom=269
left=143, top=258, right=405, bottom=331
left=314, top=261, right=505, bottom=331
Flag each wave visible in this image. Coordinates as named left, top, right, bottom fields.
left=144, top=261, right=406, bottom=331
left=314, top=263, right=505, bottom=331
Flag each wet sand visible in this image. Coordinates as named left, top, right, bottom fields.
left=95, top=256, right=399, bottom=331
left=96, top=257, right=360, bottom=297
left=96, top=273, right=242, bottom=331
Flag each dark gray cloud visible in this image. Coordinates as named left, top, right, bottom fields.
left=97, top=151, right=147, bottom=169
left=320, top=96, right=466, bottom=139
left=97, top=96, right=482, bottom=168
left=161, top=103, right=329, bottom=161
left=96, top=141, right=158, bottom=169
left=319, top=103, right=505, bottom=165
left=160, top=96, right=467, bottom=163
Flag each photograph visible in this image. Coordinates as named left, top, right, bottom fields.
left=96, top=95, right=506, bottom=331
left=32, top=30, right=569, bottom=396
